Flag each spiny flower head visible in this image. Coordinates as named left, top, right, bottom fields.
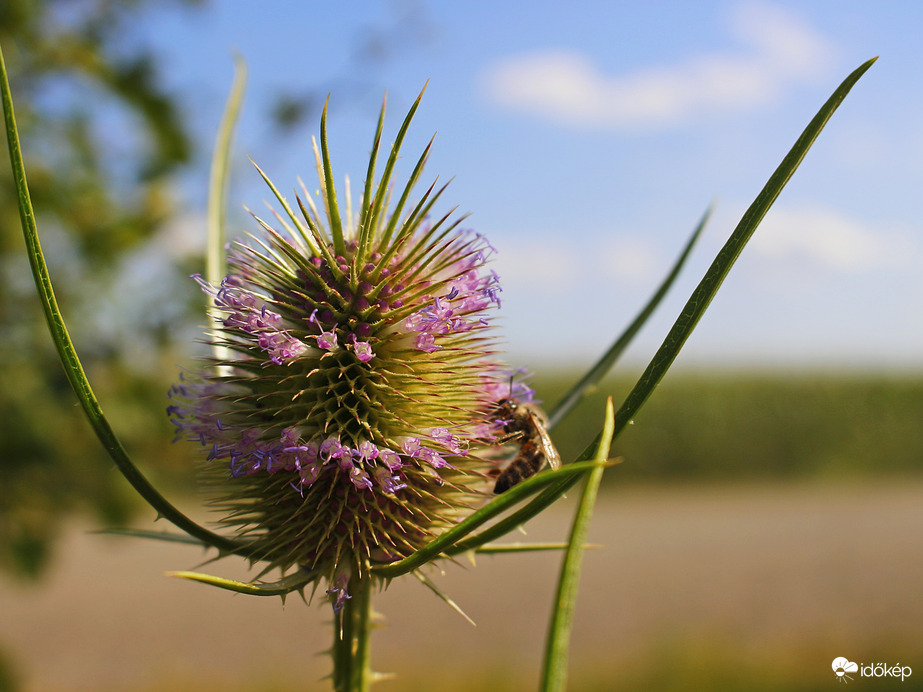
left=167, top=94, right=531, bottom=607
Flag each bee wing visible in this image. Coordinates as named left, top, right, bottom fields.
left=529, top=411, right=562, bottom=471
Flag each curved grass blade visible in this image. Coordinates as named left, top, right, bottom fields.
left=445, top=455, right=621, bottom=557
left=467, top=57, right=878, bottom=554
left=168, top=568, right=316, bottom=600
left=546, top=206, right=711, bottom=430
left=93, top=528, right=211, bottom=547
left=206, top=57, right=246, bottom=369
left=608, top=57, right=876, bottom=445
left=0, top=43, right=247, bottom=557
left=447, top=481, right=580, bottom=556
left=370, top=459, right=611, bottom=578
left=475, top=542, right=600, bottom=554
left=207, top=55, right=246, bottom=293
left=541, top=397, right=615, bottom=692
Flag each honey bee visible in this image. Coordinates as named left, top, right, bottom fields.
left=491, top=398, right=561, bottom=494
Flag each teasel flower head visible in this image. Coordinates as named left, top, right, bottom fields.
left=167, top=94, right=531, bottom=610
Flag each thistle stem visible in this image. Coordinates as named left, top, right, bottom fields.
left=332, top=577, right=374, bottom=692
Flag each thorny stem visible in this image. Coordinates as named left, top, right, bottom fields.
left=332, top=577, right=374, bottom=692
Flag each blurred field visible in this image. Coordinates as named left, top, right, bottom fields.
left=538, top=370, right=923, bottom=483
left=99, top=368, right=923, bottom=488
left=1, top=479, right=921, bottom=692
left=2, top=371, right=922, bottom=691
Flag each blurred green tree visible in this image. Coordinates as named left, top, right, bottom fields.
left=0, top=0, right=204, bottom=580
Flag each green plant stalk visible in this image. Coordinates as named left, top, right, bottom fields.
left=0, top=41, right=245, bottom=556
left=332, top=577, right=374, bottom=692
left=541, top=398, right=615, bottom=691
left=207, top=56, right=246, bottom=290
left=475, top=542, right=599, bottom=554
left=206, top=56, right=246, bottom=366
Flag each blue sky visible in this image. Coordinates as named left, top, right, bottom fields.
left=127, top=1, right=921, bottom=371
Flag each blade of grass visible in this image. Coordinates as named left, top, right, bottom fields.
left=608, top=57, right=876, bottom=444
left=0, top=42, right=246, bottom=557
left=445, top=453, right=620, bottom=556
left=206, top=56, right=246, bottom=368
left=451, top=204, right=706, bottom=551
left=541, top=397, right=615, bottom=692
left=547, top=206, right=711, bottom=430
left=456, top=58, right=876, bottom=550
left=206, top=55, right=246, bottom=292
left=92, top=528, right=211, bottom=547
left=370, top=459, right=613, bottom=578
left=475, top=542, right=601, bottom=554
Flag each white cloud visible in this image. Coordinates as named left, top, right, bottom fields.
left=156, top=211, right=207, bottom=259
left=751, top=205, right=914, bottom=271
left=491, top=233, right=662, bottom=291
left=598, top=237, right=660, bottom=284
left=482, top=3, right=835, bottom=130
left=492, top=240, right=580, bottom=290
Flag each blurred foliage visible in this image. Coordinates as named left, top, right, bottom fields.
left=0, top=0, right=440, bottom=582
left=0, top=643, right=16, bottom=692
left=0, top=0, right=203, bottom=580
left=539, top=371, right=923, bottom=485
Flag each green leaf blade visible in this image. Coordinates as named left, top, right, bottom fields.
left=206, top=55, right=247, bottom=290
left=611, top=57, right=877, bottom=444
left=547, top=205, right=711, bottom=430
left=370, top=459, right=612, bottom=578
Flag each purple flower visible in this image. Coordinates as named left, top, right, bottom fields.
left=326, top=573, right=352, bottom=613
left=168, top=95, right=527, bottom=607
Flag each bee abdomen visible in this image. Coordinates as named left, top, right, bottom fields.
left=493, top=440, right=544, bottom=494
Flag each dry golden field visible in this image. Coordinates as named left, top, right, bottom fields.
left=1, top=480, right=921, bottom=691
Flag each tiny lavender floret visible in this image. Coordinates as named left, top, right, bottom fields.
left=167, top=98, right=521, bottom=609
